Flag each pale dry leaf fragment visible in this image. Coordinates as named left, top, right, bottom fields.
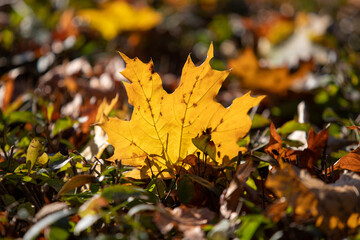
left=100, top=44, right=265, bottom=178
left=81, top=95, right=119, bottom=160
left=35, top=202, right=69, bottom=221
left=154, top=204, right=215, bottom=240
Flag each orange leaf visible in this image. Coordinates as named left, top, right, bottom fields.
left=333, top=147, right=360, bottom=172
left=265, top=122, right=296, bottom=167
left=265, top=122, right=328, bottom=171
left=299, top=127, right=328, bottom=169
left=228, top=48, right=313, bottom=95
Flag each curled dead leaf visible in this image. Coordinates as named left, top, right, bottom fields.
left=332, top=147, right=360, bottom=172
left=220, top=159, right=261, bottom=220
left=265, top=122, right=328, bottom=171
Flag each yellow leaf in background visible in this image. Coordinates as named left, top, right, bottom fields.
left=78, top=1, right=162, bottom=40
left=100, top=44, right=265, bottom=178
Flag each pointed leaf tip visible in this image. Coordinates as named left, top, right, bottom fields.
left=207, top=42, right=214, bottom=59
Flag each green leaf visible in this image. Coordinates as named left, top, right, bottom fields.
left=278, top=120, right=310, bottom=136
left=177, top=175, right=195, bottom=204
left=101, top=185, right=145, bottom=202
left=7, top=111, right=37, bottom=124
left=101, top=185, right=157, bottom=204
left=236, top=214, right=272, bottom=240
left=251, top=114, right=270, bottom=129
left=52, top=117, right=75, bottom=136
left=49, top=153, right=71, bottom=170
left=192, top=132, right=216, bottom=161
left=38, top=152, right=49, bottom=166
left=146, top=178, right=166, bottom=199
left=26, top=138, right=43, bottom=171
left=47, top=103, right=54, bottom=122
left=48, top=225, right=70, bottom=240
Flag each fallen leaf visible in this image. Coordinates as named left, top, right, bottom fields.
left=81, top=95, right=119, bottom=160
left=266, top=163, right=360, bottom=238
left=78, top=1, right=162, bottom=40
left=242, top=13, right=294, bottom=45
left=228, top=48, right=313, bottom=95
left=100, top=44, right=265, bottom=178
left=265, top=122, right=329, bottom=171
left=259, top=12, right=332, bottom=68
left=332, top=147, right=360, bottom=172
left=35, top=202, right=69, bottom=221
left=154, top=204, right=215, bottom=240
left=53, top=10, right=78, bottom=41
left=0, top=74, right=14, bottom=110
left=347, top=125, right=360, bottom=135
left=265, top=122, right=297, bottom=166
left=220, top=159, right=260, bottom=220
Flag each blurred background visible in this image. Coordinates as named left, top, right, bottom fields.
left=1, top=0, right=360, bottom=149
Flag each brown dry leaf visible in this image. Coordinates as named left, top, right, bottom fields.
left=0, top=74, right=15, bottom=110
left=58, top=174, right=96, bottom=196
left=265, top=122, right=297, bottom=166
left=242, top=14, right=294, bottom=44
left=154, top=204, right=215, bottom=240
left=347, top=125, right=360, bottom=135
left=228, top=48, right=313, bottom=95
left=266, top=163, right=360, bottom=238
left=265, top=122, right=328, bottom=171
left=332, top=147, right=360, bottom=172
left=100, top=44, right=265, bottom=178
left=53, top=10, right=78, bottom=41
left=301, top=127, right=329, bottom=169
left=220, top=159, right=260, bottom=220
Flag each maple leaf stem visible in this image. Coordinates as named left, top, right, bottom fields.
left=237, top=151, right=242, bottom=168
left=202, top=153, right=207, bottom=177
left=146, top=157, right=155, bottom=179
left=196, top=152, right=201, bottom=175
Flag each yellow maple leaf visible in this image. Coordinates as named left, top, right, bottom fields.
left=78, top=1, right=162, bottom=40
left=100, top=44, right=265, bottom=178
